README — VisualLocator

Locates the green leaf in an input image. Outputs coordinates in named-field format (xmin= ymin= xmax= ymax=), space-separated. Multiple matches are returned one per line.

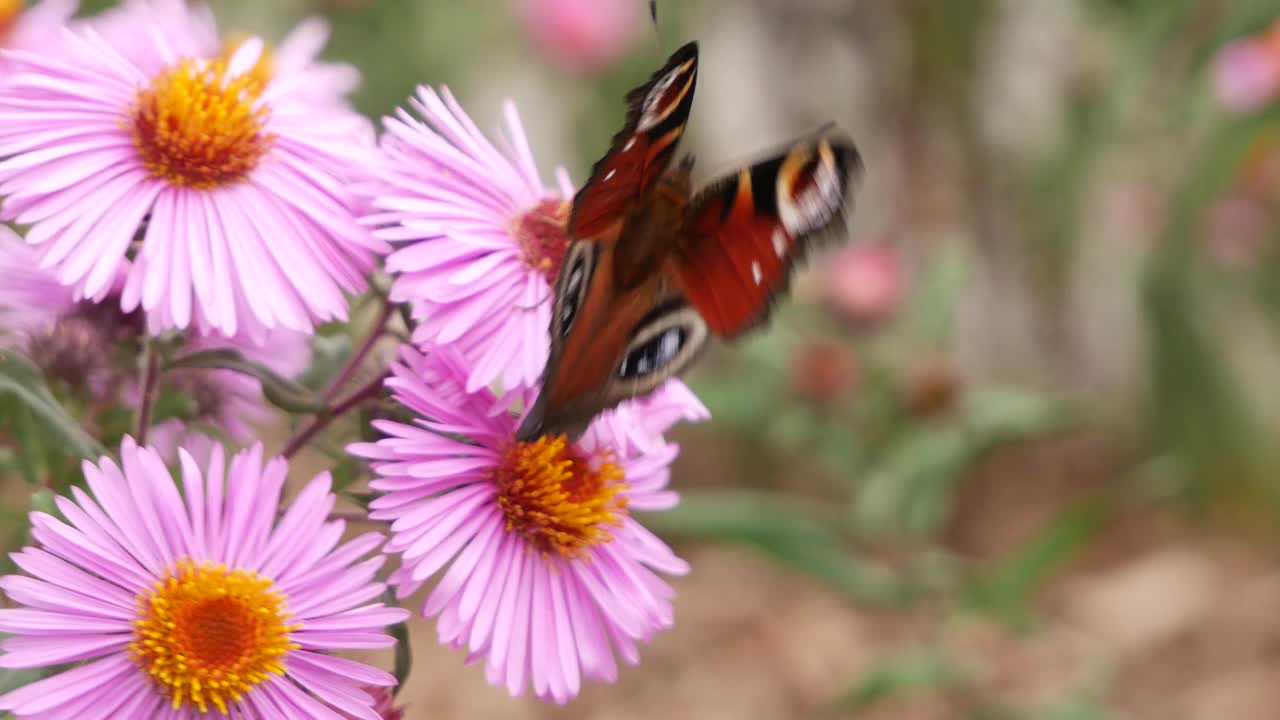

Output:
xmin=823 ymin=650 xmax=958 ymax=715
xmin=297 ymin=333 xmax=351 ymax=393
xmin=0 ymin=352 xmax=105 ymax=461
xmin=329 ymin=453 xmax=367 ymax=494
xmin=0 ymin=665 xmax=46 ymax=699
xmin=963 ymin=500 xmax=1108 ymax=628
xmin=755 ymin=538 xmax=917 ymax=606
xmin=964 ymin=386 xmax=1071 ymax=449
xmin=854 ymin=424 xmax=974 ymax=538
xmin=28 ymin=490 xmax=59 ymax=519
xmin=384 ymin=591 xmax=412 ymax=696
xmin=642 ymin=489 xmax=840 ymax=546
xmin=166 ymin=348 xmax=325 ymax=414
xmin=643 ymin=490 xmax=916 ymax=605
xmin=1 ymin=396 xmax=42 ymax=484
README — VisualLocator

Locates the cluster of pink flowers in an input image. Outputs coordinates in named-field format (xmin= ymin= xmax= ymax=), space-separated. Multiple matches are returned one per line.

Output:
xmin=0 ymin=1 xmax=708 ymax=716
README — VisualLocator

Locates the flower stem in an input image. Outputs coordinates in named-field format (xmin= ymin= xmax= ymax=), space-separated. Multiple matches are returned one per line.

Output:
xmin=282 ymin=371 xmax=388 ymax=460
xmin=136 ymin=343 xmax=161 ymax=446
xmin=324 ymin=301 xmax=394 ymax=402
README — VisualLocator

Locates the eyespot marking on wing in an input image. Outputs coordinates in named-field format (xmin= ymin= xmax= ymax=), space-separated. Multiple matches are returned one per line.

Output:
xmin=554 ymin=242 xmax=593 ymax=340
xmin=615 ymin=304 xmax=708 ymax=382
xmin=776 ymin=140 xmax=843 ymax=237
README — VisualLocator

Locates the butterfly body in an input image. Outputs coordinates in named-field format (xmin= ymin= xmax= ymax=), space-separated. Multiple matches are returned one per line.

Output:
xmin=517 ymin=41 xmax=864 ymax=442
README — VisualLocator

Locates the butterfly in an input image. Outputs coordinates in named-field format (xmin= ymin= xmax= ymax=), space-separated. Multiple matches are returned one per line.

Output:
xmin=516 ymin=41 xmax=864 ymax=442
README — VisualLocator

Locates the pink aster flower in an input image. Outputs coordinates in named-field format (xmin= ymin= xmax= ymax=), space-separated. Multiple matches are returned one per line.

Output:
xmin=0 ymin=224 xmax=77 ymax=341
xmin=348 ymin=346 xmax=708 ymax=704
xmin=0 ymin=437 xmax=410 ymax=719
xmin=0 ymin=0 xmax=387 ymax=341
xmin=363 ymin=87 xmax=575 ymax=392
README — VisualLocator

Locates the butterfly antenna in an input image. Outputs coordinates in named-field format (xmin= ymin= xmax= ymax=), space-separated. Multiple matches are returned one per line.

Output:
xmin=649 ymin=0 xmax=662 ymax=52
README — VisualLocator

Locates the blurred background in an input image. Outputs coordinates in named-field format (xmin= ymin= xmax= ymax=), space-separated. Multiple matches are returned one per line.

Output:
xmin=11 ymin=0 xmax=1280 ymax=717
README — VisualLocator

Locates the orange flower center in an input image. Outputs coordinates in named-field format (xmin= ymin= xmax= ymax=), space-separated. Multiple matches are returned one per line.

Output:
xmin=0 ymin=0 xmax=23 ymax=46
xmin=130 ymin=560 xmax=298 ymax=714
xmin=513 ymin=198 xmax=572 ymax=283
xmin=494 ymin=435 xmax=627 ymax=557
xmin=129 ymin=51 xmax=274 ymax=190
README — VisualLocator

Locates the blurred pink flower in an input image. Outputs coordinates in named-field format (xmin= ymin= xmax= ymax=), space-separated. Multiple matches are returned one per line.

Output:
xmin=0 ymin=0 xmax=75 ymax=60
xmin=518 ymin=0 xmax=640 ymax=74
xmin=0 ymin=438 xmax=409 ymax=718
xmin=0 ymin=0 xmax=385 ymax=341
xmin=822 ymin=242 xmax=905 ymax=325
xmin=1213 ymin=21 xmax=1280 ymax=113
xmin=349 ymin=346 xmax=708 ymax=703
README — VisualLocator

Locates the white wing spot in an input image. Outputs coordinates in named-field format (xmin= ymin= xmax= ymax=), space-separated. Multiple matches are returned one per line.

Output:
xmin=772 ymin=228 xmax=787 ymax=258
xmin=623 ymin=137 xmax=636 ymax=152
xmin=604 ymin=169 xmax=616 ymax=181
xmin=751 ymin=261 xmax=763 ymax=286
xmin=636 ymin=64 xmax=687 ymax=132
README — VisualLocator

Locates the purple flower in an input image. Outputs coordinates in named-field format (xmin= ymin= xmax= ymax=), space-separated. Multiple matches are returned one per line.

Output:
xmin=0 ymin=438 xmax=410 ymax=718
xmin=362 ymin=87 xmax=575 ymax=392
xmin=0 ymin=0 xmax=387 ymax=341
xmin=349 ymin=347 xmax=708 ymax=703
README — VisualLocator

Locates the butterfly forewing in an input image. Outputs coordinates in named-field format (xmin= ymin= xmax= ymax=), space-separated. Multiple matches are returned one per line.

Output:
xmin=675 ymin=135 xmax=863 ymax=338
xmin=568 ymin=41 xmax=699 ymax=241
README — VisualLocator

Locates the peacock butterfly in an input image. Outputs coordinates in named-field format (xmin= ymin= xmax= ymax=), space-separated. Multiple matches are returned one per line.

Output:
xmin=517 ymin=41 xmax=864 ymax=441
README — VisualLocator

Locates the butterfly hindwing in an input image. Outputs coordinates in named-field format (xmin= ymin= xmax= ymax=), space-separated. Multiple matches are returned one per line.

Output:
xmin=674 ymin=135 xmax=863 ymax=338
xmin=568 ymin=41 xmax=699 ymax=241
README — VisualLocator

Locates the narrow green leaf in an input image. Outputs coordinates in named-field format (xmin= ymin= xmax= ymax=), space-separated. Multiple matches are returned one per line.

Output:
xmin=384 ymin=590 xmax=413 ymax=696
xmin=963 ymin=500 xmax=1108 ymax=628
xmin=823 ymin=650 xmax=957 ymax=714
xmin=644 ymin=490 xmax=915 ymax=605
xmin=0 ymin=352 xmax=104 ymax=460
xmin=167 ymin=348 xmax=325 ymax=414
xmin=641 ymin=489 xmax=841 ymax=546
xmin=854 ymin=424 xmax=974 ymax=538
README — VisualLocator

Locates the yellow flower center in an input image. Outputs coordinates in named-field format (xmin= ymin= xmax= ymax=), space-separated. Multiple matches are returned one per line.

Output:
xmin=129 ymin=52 xmax=274 ymax=190
xmin=494 ymin=435 xmax=627 ymax=557
xmin=130 ymin=560 xmax=299 ymax=714
xmin=513 ymin=198 xmax=572 ymax=283
xmin=0 ymin=0 xmax=22 ymax=46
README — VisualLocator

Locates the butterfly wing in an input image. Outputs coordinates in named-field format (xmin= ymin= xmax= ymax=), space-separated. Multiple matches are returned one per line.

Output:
xmin=568 ymin=41 xmax=699 ymax=241
xmin=674 ymin=134 xmax=863 ymax=338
